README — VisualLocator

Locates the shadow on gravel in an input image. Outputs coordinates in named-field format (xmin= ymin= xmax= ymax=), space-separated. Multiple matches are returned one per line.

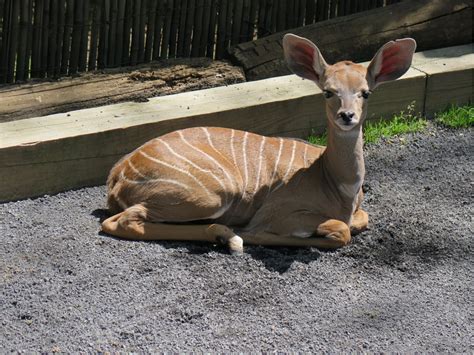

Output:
xmin=246 ymin=246 xmax=322 ymax=273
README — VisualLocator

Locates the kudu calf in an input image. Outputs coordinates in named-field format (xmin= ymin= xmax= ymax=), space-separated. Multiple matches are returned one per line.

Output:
xmin=102 ymin=34 xmax=416 ymax=254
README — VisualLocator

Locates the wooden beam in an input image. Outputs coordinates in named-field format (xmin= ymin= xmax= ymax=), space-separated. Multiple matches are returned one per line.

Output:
xmin=412 ymin=44 xmax=474 ymax=116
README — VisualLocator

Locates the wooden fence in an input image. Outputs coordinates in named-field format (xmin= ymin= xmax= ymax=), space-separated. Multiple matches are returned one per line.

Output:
xmin=0 ymin=0 xmax=401 ymax=83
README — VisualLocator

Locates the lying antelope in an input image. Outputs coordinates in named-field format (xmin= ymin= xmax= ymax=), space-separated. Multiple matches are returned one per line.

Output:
xmin=102 ymin=34 xmax=416 ymax=254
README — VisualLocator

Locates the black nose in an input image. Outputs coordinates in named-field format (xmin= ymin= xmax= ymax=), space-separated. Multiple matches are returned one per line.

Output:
xmin=338 ymin=111 xmax=355 ymax=123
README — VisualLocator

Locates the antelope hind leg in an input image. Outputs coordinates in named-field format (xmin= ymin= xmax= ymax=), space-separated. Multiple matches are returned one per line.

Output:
xmin=101 ymin=204 xmax=244 ymax=255
xmin=350 ymin=209 xmax=368 ymax=235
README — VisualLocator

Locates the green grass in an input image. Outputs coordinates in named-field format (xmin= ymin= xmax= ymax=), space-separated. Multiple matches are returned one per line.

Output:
xmin=308 ymin=103 xmax=473 ymax=146
xmin=308 ymin=102 xmax=427 ymax=146
xmin=435 ymin=104 xmax=474 ymax=128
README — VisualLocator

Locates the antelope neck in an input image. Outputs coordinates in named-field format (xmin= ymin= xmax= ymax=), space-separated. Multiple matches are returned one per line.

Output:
xmin=322 ymin=123 xmax=365 ymax=198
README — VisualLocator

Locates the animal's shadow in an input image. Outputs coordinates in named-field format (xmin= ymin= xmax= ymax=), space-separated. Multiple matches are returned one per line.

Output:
xmin=91 ymin=208 xmax=322 ymax=273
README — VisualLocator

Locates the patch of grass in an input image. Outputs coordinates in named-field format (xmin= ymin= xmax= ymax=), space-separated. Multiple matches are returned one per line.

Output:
xmin=364 ymin=102 xmax=427 ymax=144
xmin=307 ymin=102 xmax=427 ymax=146
xmin=307 ymin=130 xmax=327 ymax=146
xmin=435 ymin=104 xmax=474 ymax=128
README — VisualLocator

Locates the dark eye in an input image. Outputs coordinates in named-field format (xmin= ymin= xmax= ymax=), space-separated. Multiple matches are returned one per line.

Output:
xmin=323 ymin=90 xmax=334 ymax=99
xmin=362 ymin=90 xmax=371 ymax=99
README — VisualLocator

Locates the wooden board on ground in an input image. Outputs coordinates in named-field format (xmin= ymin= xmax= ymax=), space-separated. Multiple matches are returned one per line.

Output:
xmin=0 ymin=58 xmax=245 ymax=123
xmin=228 ymin=0 xmax=473 ymax=80
xmin=412 ymin=44 xmax=474 ymax=116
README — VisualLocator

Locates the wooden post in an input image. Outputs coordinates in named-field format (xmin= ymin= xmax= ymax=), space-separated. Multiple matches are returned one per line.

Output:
xmin=168 ymin=0 xmax=180 ymax=58
xmin=216 ymin=0 xmax=228 ymax=58
xmin=54 ymin=0 xmax=65 ymax=76
xmin=183 ymin=0 xmax=195 ymax=57
xmin=177 ymin=0 xmax=188 ymax=57
xmin=88 ymin=1 xmax=101 ymax=70
xmin=130 ymin=0 xmax=140 ymax=65
xmin=160 ymin=0 xmax=174 ymax=59
xmin=78 ymin=0 xmax=89 ymax=71
xmin=60 ymin=0 xmax=74 ymax=74
xmin=16 ymin=0 xmax=30 ymax=82
xmin=191 ymin=0 xmax=205 ymax=56
xmin=68 ymin=0 xmax=82 ymax=74
xmin=121 ymin=0 xmax=132 ymax=65
xmin=206 ymin=0 xmax=217 ymax=57
xmin=138 ymin=0 xmax=147 ymax=63
xmin=107 ymin=0 xmax=118 ymax=67
xmin=144 ymin=0 xmax=157 ymax=62
xmin=98 ymin=0 xmax=110 ymax=69
xmin=246 ymin=0 xmax=258 ymax=41
xmin=230 ymin=0 xmax=243 ymax=45
xmin=198 ymin=0 xmax=212 ymax=57
xmin=152 ymin=0 xmax=164 ymax=60
xmin=114 ymin=0 xmax=125 ymax=66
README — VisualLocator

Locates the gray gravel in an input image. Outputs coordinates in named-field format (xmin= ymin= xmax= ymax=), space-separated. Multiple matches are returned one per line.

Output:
xmin=1 ymin=124 xmax=472 ymax=352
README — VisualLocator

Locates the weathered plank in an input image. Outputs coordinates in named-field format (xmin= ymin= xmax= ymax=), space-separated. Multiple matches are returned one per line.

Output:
xmin=229 ymin=0 xmax=473 ymax=80
xmin=0 ymin=59 xmax=245 ymax=123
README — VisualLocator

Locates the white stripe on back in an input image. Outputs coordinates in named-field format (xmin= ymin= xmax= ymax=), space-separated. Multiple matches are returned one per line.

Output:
xmin=272 ymin=140 xmax=296 ymax=193
xmin=139 ymin=150 xmax=211 ymax=195
xmin=254 ymin=136 xmax=266 ymax=193
xmin=230 ymin=129 xmax=237 ymax=167
xmin=267 ymin=138 xmax=284 ymax=195
xmin=157 ymin=138 xmax=227 ymax=198
xmin=242 ymin=132 xmax=249 ymax=194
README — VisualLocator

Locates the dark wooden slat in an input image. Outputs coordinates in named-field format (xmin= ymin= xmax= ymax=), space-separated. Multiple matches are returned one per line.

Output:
xmin=7 ymin=0 xmax=19 ymax=82
xmin=60 ymin=0 xmax=74 ymax=74
xmin=98 ymin=0 xmax=110 ymax=69
xmin=224 ymin=0 xmax=233 ymax=48
xmin=78 ymin=0 xmax=89 ymax=71
xmin=246 ymin=0 xmax=258 ymax=40
xmin=129 ymin=0 xmax=140 ymax=65
xmin=329 ymin=0 xmax=337 ymax=18
xmin=88 ymin=1 xmax=100 ymax=70
xmin=216 ymin=0 xmax=228 ymax=58
xmin=121 ymin=0 xmax=132 ymax=65
xmin=206 ymin=0 xmax=217 ymax=57
xmin=199 ymin=0 xmax=212 ymax=56
xmin=256 ymin=0 xmax=266 ymax=37
xmin=297 ymin=0 xmax=306 ymax=26
xmin=160 ymin=0 xmax=174 ymax=59
xmin=183 ymin=0 xmax=195 ymax=57
xmin=107 ymin=0 xmax=118 ymax=67
xmin=262 ymin=0 xmax=272 ymax=35
xmin=0 ymin=0 xmax=12 ymax=83
xmin=230 ymin=0 xmax=243 ymax=45
xmin=54 ymin=0 xmax=65 ymax=76
xmin=191 ymin=0 xmax=205 ymax=56
xmin=168 ymin=0 xmax=180 ymax=57
xmin=144 ymin=0 xmax=157 ymax=62
xmin=239 ymin=0 xmax=250 ymax=43
xmin=16 ymin=0 xmax=30 ymax=81
xmin=138 ymin=0 xmax=147 ymax=63
xmin=114 ymin=0 xmax=126 ymax=66
xmin=305 ymin=0 xmax=315 ymax=25
xmin=46 ymin=0 xmax=57 ymax=76
xmin=286 ymin=0 xmax=294 ymax=29
xmin=68 ymin=0 xmax=82 ymax=74
xmin=177 ymin=0 xmax=188 ymax=57
xmin=152 ymin=0 xmax=164 ymax=60
xmin=38 ymin=0 xmax=50 ymax=78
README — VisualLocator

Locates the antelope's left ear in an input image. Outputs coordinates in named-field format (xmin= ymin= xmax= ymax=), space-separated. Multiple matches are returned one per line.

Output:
xmin=367 ymin=38 xmax=417 ymax=90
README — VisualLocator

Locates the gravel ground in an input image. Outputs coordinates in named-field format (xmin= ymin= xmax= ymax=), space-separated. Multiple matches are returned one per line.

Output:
xmin=1 ymin=124 xmax=472 ymax=352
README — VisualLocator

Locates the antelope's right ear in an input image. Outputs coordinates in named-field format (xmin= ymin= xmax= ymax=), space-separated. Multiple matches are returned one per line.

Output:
xmin=283 ymin=34 xmax=328 ymax=87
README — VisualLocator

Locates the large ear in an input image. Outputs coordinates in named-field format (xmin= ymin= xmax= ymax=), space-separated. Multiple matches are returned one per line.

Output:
xmin=282 ymin=34 xmax=328 ymax=87
xmin=367 ymin=38 xmax=417 ymax=89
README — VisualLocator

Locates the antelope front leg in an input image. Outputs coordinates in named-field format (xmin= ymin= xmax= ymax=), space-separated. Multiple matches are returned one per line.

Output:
xmin=241 ymin=219 xmax=351 ymax=250
xmin=351 ymin=209 xmax=368 ymax=235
